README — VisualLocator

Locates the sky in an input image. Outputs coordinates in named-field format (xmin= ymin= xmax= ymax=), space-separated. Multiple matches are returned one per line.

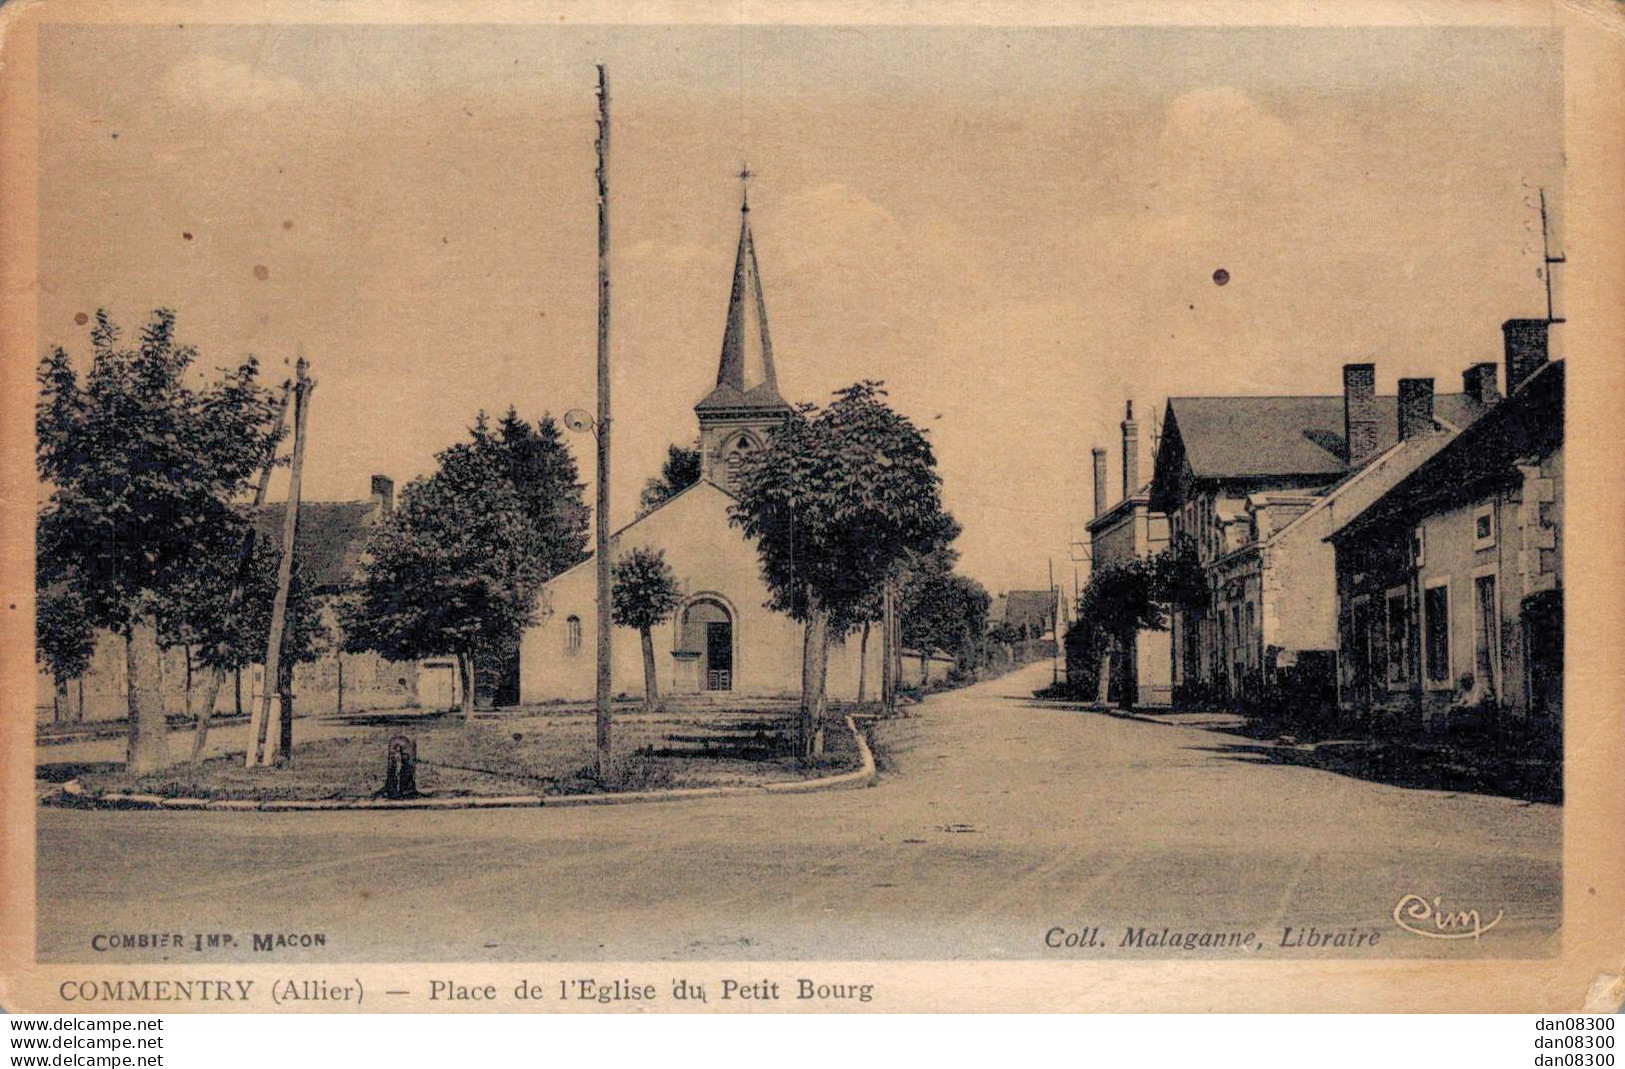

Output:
xmin=35 ymin=24 xmax=1563 ymax=597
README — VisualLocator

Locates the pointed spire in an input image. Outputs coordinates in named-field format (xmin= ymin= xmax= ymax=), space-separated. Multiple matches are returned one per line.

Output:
xmin=713 ymin=198 xmax=780 ymax=400
xmin=696 ymin=174 xmax=792 ymax=418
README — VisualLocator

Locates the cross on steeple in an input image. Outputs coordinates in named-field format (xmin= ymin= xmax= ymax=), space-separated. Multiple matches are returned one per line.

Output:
xmin=694 ymin=170 xmax=792 ymax=489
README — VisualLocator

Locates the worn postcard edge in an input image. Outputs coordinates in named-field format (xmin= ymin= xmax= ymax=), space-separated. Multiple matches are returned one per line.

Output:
xmin=0 ymin=0 xmax=1620 ymax=1014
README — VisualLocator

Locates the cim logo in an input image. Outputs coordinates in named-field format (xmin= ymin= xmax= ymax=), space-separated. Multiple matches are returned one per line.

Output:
xmin=1392 ymin=893 xmax=1505 ymax=941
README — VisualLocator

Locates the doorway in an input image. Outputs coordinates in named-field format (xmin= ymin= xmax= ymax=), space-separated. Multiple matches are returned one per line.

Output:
xmin=705 ymin=621 xmax=733 ymax=691
xmin=679 ymin=597 xmax=734 ymax=692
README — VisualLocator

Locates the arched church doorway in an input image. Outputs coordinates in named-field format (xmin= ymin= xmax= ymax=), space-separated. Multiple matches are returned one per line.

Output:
xmin=678 ymin=597 xmax=734 ymax=692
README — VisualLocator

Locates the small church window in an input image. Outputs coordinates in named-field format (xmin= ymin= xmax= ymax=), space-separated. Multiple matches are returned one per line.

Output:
xmin=725 ymin=452 xmax=743 ymax=489
xmin=565 ymin=615 xmax=582 ymax=653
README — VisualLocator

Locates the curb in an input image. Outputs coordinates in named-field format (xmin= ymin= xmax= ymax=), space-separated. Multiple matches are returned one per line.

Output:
xmin=42 ymin=716 xmax=877 ymax=813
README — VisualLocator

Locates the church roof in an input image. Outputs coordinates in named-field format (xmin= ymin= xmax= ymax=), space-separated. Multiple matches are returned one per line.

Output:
xmin=696 ymin=207 xmax=791 ymax=414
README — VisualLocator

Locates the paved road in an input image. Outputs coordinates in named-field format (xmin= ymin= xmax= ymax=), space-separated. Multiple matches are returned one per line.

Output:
xmin=36 ymin=662 xmax=1560 ymax=962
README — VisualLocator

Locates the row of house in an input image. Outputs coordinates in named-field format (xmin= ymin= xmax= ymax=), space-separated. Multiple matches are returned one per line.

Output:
xmin=1084 ymin=317 xmax=1563 ymax=734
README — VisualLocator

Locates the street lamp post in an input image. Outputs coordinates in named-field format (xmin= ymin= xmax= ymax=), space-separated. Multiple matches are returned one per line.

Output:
xmin=593 ymin=64 xmax=613 ymax=781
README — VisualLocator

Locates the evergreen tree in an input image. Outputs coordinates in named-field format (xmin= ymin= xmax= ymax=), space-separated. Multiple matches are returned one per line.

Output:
xmin=639 ymin=444 xmax=702 ymax=515
xmin=343 ymin=412 xmax=585 ymax=714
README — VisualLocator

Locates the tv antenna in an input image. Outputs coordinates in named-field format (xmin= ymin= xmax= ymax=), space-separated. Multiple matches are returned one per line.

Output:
xmin=1538 ymin=187 xmax=1565 ymax=324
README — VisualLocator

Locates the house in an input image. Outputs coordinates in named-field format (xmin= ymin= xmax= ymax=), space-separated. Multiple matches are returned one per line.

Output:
xmin=1149 ymin=360 xmax=1496 ymax=706
xmin=518 ymin=195 xmax=883 ymax=702
xmin=35 ymin=475 xmax=454 ymax=724
xmin=989 ymin=589 xmax=1060 ymax=640
xmin=1081 ymin=400 xmax=1172 ymax=705
xmin=1327 ymin=320 xmax=1562 ymax=733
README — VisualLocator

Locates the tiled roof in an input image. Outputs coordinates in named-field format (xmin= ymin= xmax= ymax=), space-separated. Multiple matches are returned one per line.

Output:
xmin=1167 ymin=393 xmax=1486 ymax=480
xmin=1001 ymin=589 xmax=1056 ymax=630
xmin=255 ymin=501 xmax=376 ymax=591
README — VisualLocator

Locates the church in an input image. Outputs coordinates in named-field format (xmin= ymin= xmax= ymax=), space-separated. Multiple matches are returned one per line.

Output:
xmin=518 ymin=193 xmax=884 ymax=703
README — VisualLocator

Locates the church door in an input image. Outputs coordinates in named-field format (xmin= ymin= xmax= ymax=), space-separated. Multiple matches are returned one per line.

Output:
xmin=706 ymin=621 xmax=733 ymax=691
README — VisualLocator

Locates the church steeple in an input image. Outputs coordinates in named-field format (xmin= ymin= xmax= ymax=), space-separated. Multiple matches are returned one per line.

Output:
xmin=695 ymin=170 xmax=794 ymax=490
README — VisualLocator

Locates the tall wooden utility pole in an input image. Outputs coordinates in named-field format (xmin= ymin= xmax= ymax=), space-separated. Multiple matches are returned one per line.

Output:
xmin=881 ymin=582 xmax=895 ymax=715
xmin=1049 ymin=557 xmax=1059 ymax=687
xmin=1539 ymin=187 xmax=1566 ymax=324
xmin=593 ymin=64 xmax=615 ymax=781
xmin=192 ymin=379 xmax=291 ymax=763
xmin=248 ymin=359 xmax=313 ymax=767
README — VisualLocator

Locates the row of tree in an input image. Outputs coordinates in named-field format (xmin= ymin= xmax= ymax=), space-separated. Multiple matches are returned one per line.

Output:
xmin=35 ymin=311 xmax=593 ymax=773
xmin=37 ymin=313 xmax=986 ymax=775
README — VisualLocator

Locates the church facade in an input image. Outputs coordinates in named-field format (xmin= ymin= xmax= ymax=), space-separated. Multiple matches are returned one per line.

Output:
xmin=518 ymin=198 xmax=884 ymax=703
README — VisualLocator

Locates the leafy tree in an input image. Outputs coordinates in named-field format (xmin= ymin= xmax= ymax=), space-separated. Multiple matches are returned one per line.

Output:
xmin=342 ymin=413 xmax=576 ymax=715
xmin=36 ymin=581 xmax=96 ymax=723
xmin=988 ymin=620 xmax=1023 ymax=651
xmin=36 ymin=310 xmax=284 ymax=772
xmin=901 ymin=571 xmax=990 ymax=684
xmin=1070 ymin=540 xmax=1200 ymax=707
xmin=1071 ymin=557 xmax=1162 ymax=706
xmin=495 ymin=409 xmax=590 ymax=578
xmin=157 ymin=532 xmax=330 ymax=756
xmin=731 ymin=382 xmax=952 ymax=759
xmin=611 ymin=547 xmax=682 ymax=710
xmin=639 ymin=444 xmax=702 ymax=515
xmin=1157 ymin=535 xmax=1208 ymax=613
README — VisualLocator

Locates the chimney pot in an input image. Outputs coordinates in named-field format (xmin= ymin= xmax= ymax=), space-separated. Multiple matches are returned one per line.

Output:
xmin=1398 ymin=378 xmax=1435 ymax=442
xmin=1091 ymin=447 xmax=1107 ymax=519
xmin=1342 ymin=363 xmax=1379 ymax=469
xmin=1463 ymin=362 xmax=1501 ymax=408
xmin=1502 ymin=318 xmax=1549 ymax=392
xmin=1120 ymin=403 xmax=1140 ymax=501
xmin=370 ymin=474 xmax=395 ymax=515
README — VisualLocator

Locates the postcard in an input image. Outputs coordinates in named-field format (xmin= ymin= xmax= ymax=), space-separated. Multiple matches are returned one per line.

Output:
xmin=2 ymin=0 xmax=1621 ymax=1014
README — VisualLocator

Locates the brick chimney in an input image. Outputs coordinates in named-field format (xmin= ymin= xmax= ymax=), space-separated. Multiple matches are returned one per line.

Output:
xmin=370 ymin=474 xmax=394 ymax=516
xmin=1398 ymin=378 xmax=1435 ymax=442
xmin=1462 ymin=362 xmax=1500 ymax=408
xmin=1121 ymin=400 xmax=1139 ymax=500
xmin=1502 ymin=318 xmax=1549 ymax=392
xmin=1343 ymin=363 xmax=1379 ymax=469
xmin=1091 ymin=447 xmax=1107 ymax=518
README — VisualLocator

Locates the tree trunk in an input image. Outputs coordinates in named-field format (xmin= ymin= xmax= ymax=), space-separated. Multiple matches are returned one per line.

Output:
xmin=920 ymin=650 xmax=930 ymax=687
xmin=891 ymin=610 xmax=904 ymax=713
xmin=1116 ymin=633 xmax=1135 ymax=710
xmin=857 ymin=621 xmax=870 ymax=704
xmin=812 ymin=616 xmax=831 ymax=756
xmin=53 ymin=681 xmax=64 ymax=724
xmin=234 ymin=668 xmax=243 ymax=717
xmin=73 ymin=677 xmax=85 ymax=724
xmin=881 ymin=586 xmax=894 ymax=716
xmin=183 ymin=645 xmax=194 ymax=717
xmin=277 ymin=659 xmax=294 ymax=764
xmin=189 ymin=666 xmax=226 ymax=763
xmin=459 ymin=649 xmax=475 ymax=718
xmin=125 ymin=617 xmax=170 ymax=774
xmin=799 ymin=600 xmax=831 ymax=762
xmin=335 ymin=650 xmax=344 ymax=715
xmin=1096 ymin=643 xmax=1113 ymax=706
xmin=639 ymin=627 xmax=658 ymax=711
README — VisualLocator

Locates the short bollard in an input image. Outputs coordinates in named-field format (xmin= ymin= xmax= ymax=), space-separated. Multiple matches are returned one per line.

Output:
xmin=381 ymin=735 xmax=418 ymax=799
